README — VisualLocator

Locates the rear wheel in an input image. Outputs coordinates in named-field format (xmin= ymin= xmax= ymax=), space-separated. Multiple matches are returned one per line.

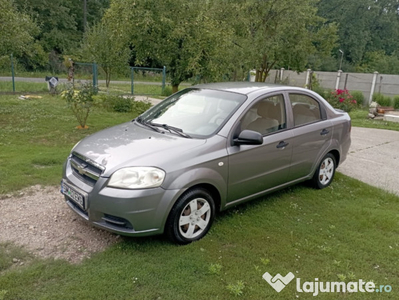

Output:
xmin=165 ymin=188 xmax=215 ymax=245
xmin=312 ymin=153 xmax=336 ymax=189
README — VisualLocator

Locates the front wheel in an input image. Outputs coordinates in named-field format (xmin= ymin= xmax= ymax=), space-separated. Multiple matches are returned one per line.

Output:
xmin=312 ymin=153 xmax=336 ymax=189
xmin=165 ymin=188 xmax=215 ymax=245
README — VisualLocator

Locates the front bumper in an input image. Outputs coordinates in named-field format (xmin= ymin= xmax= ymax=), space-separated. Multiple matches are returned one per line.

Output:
xmin=62 ymin=160 xmax=182 ymax=237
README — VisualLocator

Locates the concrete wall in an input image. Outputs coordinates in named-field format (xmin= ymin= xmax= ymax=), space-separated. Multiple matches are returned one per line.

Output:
xmin=261 ymin=69 xmax=399 ymax=105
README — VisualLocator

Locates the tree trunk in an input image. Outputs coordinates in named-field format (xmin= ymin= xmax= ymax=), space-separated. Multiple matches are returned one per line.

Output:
xmin=172 ymin=85 xmax=179 ymax=93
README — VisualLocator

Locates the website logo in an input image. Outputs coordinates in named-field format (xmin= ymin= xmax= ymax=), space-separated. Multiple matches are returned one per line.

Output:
xmin=262 ymin=271 xmax=392 ymax=296
xmin=262 ymin=272 xmax=295 ymax=292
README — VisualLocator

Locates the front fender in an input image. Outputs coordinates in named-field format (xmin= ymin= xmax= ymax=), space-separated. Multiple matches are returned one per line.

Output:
xmin=157 ymin=166 xmax=227 ymax=230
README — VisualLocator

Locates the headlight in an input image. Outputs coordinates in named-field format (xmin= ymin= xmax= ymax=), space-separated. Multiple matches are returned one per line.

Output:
xmin=108 ymin=167 xmax=165 ymax=189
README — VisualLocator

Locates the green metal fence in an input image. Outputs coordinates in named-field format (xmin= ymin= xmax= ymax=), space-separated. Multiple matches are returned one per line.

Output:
xmin=130 ymin=66 xmax=166 ymax=95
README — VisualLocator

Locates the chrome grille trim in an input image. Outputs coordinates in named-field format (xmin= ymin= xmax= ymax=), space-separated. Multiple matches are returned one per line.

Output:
xmin=70 ymin=152 xmax=104 ymax=185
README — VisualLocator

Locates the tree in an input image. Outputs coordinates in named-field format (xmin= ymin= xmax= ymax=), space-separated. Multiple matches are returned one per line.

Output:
xmin=0 ymin=0 xmax=47 ymax=68
xmin=104 ymin=0 xmax=234 ymax=92
xmin=317 ymin=0 xmax=399 ymax=68
xmin=229 ymin=0 xmax=338 ymax=82
xmin=81 ymin=22 xmax=130 ymax=88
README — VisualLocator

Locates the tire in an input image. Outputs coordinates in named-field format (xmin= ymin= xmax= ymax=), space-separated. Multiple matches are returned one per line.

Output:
xmin=165 ymin=188 xmax=215 ymax=245
xmin=311 ymin=153 xmax=336 ymax=189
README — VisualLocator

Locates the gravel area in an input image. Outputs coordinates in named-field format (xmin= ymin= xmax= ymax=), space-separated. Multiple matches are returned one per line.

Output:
xmin=0 ymin=185 xmax=120 ymax=263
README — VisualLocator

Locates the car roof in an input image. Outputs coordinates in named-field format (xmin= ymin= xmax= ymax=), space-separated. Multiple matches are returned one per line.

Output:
xmin=192 ymin=82 xmax=305 ymax=95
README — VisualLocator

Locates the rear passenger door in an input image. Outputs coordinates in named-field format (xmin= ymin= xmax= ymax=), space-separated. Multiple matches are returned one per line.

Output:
xmin=287 ymin=93 xmax=333 ymax=181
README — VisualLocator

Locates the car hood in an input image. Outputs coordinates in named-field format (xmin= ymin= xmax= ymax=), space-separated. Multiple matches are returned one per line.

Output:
xmin=72 ymin=121 xmax=207 ymax=177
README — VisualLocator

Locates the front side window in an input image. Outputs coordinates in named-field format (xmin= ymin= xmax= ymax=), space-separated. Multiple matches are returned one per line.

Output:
xmin=139 ymin=88 xmax=246 ymax=138
xmin=241 ymin=94 xmax=286 ymax=135
xmin=289 ymin=94 xmax=321 ymax=126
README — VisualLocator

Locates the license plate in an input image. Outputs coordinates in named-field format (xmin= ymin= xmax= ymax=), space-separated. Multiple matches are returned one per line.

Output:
xmin=61 ymin=180 xmax=86 ymax=210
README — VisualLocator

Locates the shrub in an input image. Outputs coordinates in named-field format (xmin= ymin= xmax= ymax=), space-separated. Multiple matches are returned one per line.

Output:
xmin=393 ymin=96 xmax=399 ymax=110
xmin=326 ymin=89 xmax=358 ymax=112
xmin=311 ymin=85 xmax=327 ymax=98
xmin=350 ymin=91 xmax=365 ymax=107
xmin=60 ymin=82 xmax=95 ymax=128
xmin=373 ymin=93 xmax=392 ymax=107
xmin=94 ymin=93 xmax=151 ymax=113
xmin=161 ymin=86 xmax=173 ymax=97
xmin=131 ymin=100 xmax=152 ymax=114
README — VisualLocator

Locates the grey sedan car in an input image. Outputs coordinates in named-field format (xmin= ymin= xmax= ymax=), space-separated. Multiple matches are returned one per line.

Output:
xmin=61 ymin=82 xmax=351 ymax=244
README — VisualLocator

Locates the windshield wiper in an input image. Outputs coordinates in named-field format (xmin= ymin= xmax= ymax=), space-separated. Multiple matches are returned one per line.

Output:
xmin=135 ymin=117 xmax=162 ymax=133
xmin=150 ymin=122 xmax=192 ymax=138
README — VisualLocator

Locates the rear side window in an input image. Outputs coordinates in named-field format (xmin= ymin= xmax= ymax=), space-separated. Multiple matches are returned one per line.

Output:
xmin=289 ymin=94 xmax=321 ymax=126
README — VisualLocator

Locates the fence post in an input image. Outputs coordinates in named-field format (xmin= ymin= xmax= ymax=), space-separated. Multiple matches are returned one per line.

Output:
xmin=134 ymin=67 xmax=137 ymax=94
xmin=369 ymin=71 xmax=379 ymax=105
xmin=335 ymin=70 xmax=342 ymax=90
xmin=162 ymin=66 xmax=166 ymax=94
xmin=280 ymin=68 xmax=285 ymax=82
xmin=344 ymin=74 xmax=349 ymax=90
xmin=305 ymin=69 xmax=311 ymax=89
xmin=92 ymin=63 xmax=98 ymax=91
xmin=11 ymin=54 xmax=15 ymax=93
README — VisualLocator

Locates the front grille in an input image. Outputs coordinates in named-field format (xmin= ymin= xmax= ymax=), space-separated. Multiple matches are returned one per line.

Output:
xmin=70 ymin=152 xmax=104 ymax=186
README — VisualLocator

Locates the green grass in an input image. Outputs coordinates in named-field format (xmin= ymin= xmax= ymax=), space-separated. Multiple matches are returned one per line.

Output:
xmin=349 ymin=109 xmax=399 ymax=131
xmin=98 ymin=82 xmax=165 ymax=95
xmin=0 ymin=81 xmax=48 ymax=93
xmin=0 ymin=174 xmax=398 ymax=299
xmin=0 ymin=94 xmax=136 ymax=194
xmin=1 ymin=94 xmax=399 ymax=299
xmin=0 ymin=80 xmax=168 ymax=96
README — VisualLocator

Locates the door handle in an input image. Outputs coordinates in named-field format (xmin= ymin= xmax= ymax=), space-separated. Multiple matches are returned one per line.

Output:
xmin=276 ymin=141 xmax=289 ymax=149
xmin=320 ymin=129 xmax=329 ymax=136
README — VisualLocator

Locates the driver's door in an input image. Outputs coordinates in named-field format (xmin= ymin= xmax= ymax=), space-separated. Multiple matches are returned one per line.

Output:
xmin=226 ymin=94 xmax=294 ymax=204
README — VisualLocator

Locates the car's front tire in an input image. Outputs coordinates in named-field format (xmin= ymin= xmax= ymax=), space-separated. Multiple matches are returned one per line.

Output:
xmin=165 ymin=188 xmax=215 ymax=245
xmin=312 ymin=153 xmax=336 ymax=189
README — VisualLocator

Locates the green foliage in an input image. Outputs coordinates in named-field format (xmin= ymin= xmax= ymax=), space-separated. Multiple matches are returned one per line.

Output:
xmin=326 ymin=89 xmax=358 ymax=112
xmin=233 ymin=0 xmax=338 ymax=81
xmin=81 ymin=22 xmax=130 ymax=87
xmin=394 ymin=96 xmax=399 ymax=110
xmin=372 ymin=93 xmax=392 ymax=107
xmin=208 ymin=263 xmax=222 ymax=275
xmin=161 ymin=86 xmax=173 ymax=97
xmin=226 ymin=281 xmax=245 ymax=297
xmin=0 ymin=0 xmax=46 ymax=69
xmin=60 ymin=82 xmax=96 ymax=128
xmin=317 ymin=0 xmax=399 ymax=70
xmin=350 ymin=91 xmax=365 ymax=107
xmin=94 ymin=94 xmax=151 ymax=113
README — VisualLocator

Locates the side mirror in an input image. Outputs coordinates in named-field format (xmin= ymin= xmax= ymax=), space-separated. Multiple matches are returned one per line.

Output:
xmin=233 ymin=130 xmax=263 ymax=145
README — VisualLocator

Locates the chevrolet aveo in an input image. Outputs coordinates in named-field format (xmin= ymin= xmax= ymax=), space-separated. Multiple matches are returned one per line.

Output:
xmin=61 ymin=82 xmax=351 ymax=244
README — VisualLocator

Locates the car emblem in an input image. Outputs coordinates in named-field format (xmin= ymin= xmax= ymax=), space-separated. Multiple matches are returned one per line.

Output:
xmin=76 ymin=163 xmax=87 ymax=175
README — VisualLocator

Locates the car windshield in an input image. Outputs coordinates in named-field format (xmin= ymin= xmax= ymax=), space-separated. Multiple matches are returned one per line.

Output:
xmin=138 ymin=88 xmax=246 ymax=138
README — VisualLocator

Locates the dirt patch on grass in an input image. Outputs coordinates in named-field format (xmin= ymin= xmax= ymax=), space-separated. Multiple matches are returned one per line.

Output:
xmin=0 ymin=185 xmax=120 ymax=263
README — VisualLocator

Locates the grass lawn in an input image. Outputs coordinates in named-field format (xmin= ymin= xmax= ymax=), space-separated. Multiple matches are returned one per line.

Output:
xmin=0 ymin=174 xmax=398 ymax=299
xmin=0 ymin=80 xmax=168 ymax=96
xmin=349 ymin=109 xmax=399 ymax=131
xmin=0 ymin=94 xmax=398 ymax=299
xmin=0 ymin=94 xmax=135 ymax=194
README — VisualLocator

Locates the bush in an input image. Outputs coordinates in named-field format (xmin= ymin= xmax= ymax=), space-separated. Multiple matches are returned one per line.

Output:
xmin=94 ymin=93 xmax=151 ymax=113
xmin=373 ymin=93 xmax=392 ymax=107
xmin=161 ymin=86 xmax=173 ymax=97
xmin=325 ymin=89 xmax=358 ymax=112
xmin=60 ymin=82 xmax=95 ymax=128
xmin=350 ymin=91 xmax=365 ymax=107
xmin=311 ymin=85 xmax=327 ymax=98
xmin=394 ymin=96 xmax=399 ymax=110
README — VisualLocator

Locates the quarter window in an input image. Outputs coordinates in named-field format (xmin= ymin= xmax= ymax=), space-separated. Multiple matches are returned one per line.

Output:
xmin=289 ymin=94 xmax=321 ymax=126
